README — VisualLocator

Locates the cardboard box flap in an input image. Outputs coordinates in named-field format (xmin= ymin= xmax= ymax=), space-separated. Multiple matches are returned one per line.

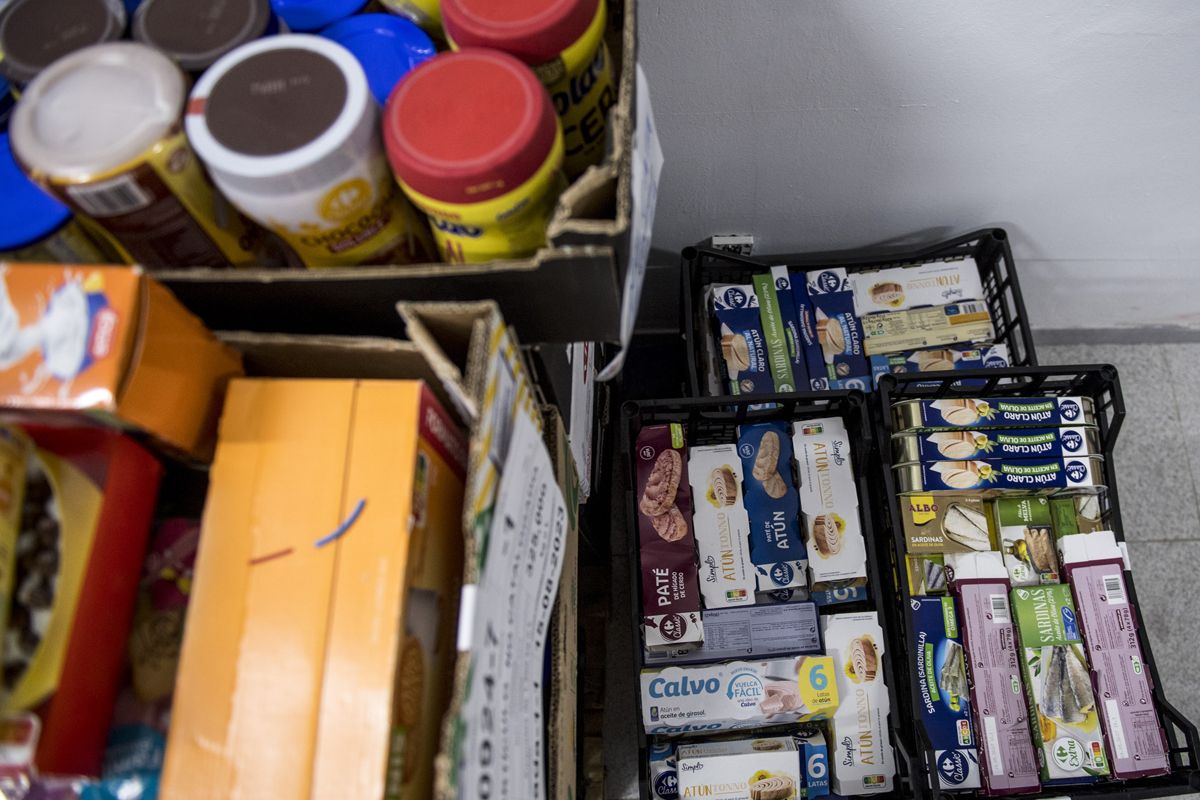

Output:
xmin=218 ymin=331 xmax=457 ymax=421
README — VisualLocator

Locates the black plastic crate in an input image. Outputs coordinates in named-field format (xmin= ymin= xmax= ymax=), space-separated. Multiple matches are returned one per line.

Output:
xmin=621 ymin=391 xmax=918 ymax=799
xmin=873 ymin=365 xmax=1200 ymax=800
xmin=682 ymin=227 xmax=1037 ymax=399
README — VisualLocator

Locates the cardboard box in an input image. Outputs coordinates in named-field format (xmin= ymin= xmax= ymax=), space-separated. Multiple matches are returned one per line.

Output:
xmin=799 ymin=268 xmax=870 ymax=390
xmin=162 ymin=379 xmax=467 ymax=800
xmin=711 ymin=284 xmax=774 ymax=396
xmin=795 ymin=726 xmax=830 ymax=798
xmin=677 ymin=736 xmax=802 ymax=800
xmin=640 ymin=656 xmax=838 ymax=735
xmin=943 ymin=551 xmax=1040 ymax=796
xmin=850 ymin=258 xmax=986 ymax=316
xmin=1060 ymin=532 xmax=1170 ymax=779
xmin=688 ymin=443 xmax=755 ymax=609
xmin=1010 ymin=584 xmax=1110 ymax=784
xmin=3 ymin=426 xmax=161 ymax=776
xmin=995 ymin=497 xmax=1061 ymax=586
xmin=901 ymin=493 xmax=994 ymax=553
xmin=908 ymin=596 xmax=981 ymax=791
xmin=870 ymin=343 xmax=1010 ymax=387
xmin=821 ymin=611 xmax=895 ymax=794
xmin=0 ymin=265 xmax=242 ymax=459
xmin=155 ymin=0 xmax=639 ymax=346
xmin=861 ymin=302 xmax=995 ymax=356
xmin=793 ymin=416 xmax=866 ymax=598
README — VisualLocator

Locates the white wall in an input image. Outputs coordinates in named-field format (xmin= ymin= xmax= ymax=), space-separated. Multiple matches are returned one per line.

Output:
xmin=640 ymin=1 xmax=1200 ymax=330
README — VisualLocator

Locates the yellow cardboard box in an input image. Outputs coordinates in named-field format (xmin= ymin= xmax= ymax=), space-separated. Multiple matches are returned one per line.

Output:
xmin=162 ymin=378 xmax=466 ymax=799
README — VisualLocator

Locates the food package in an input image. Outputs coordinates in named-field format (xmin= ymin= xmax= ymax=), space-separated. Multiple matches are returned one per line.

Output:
xmin=861 ymin=302 xmax=995 ymax=356
xmin=163 ymin=380 xmax=467 ymax=800
xmin=821 ymin=611 xmax=895 ymax=794
xmin=0 ymin=265 xmax=242 ymax=459
xmin=870 ymin=343 xmax=1010 ymax=387
xmin=642 ymin=602 xmax=820 ymax=667
xmin=1060 ymin=532 xmax=1170 ymax=779
xmin=893 ymin=456 xmax=1104 ymax=493
xmin=794 ymin=725 xmax=829 ymax=798
xmin=768 ymin=266 xmax=810 ymax=391
xmin=737 ymin=423 xmax=806 ymax=591
xmin=994 ymin=497 xmax=1061 ymax=586
xmin=2 ymin=425 xmax=161 ymax=776
xmin=677 ymin=736 xmax=802 ymax=800
xmin=640 ymin=656 xmax=838 ymax=735
xmin=891 ymin=396 xmax=1095 ymax=431
xmin=908 ymin=596 xmax=981 ymax=791
xmin=901 ymin=493 xmax=994 ymax=553
xmin=907 ymin=553 xmax=948 ymax=596
xmin=688 ymin=444 xmax=755 ymax=608
xmin=636 ymin=423 xmax=703 ymax=648
xmin=797 ymin=269 xmax=870 ymax=391
xmin=648 ymin=741 xmax=678 ymax=800
xmin=1010 ymin=584 xmax=1110 ymax=783
xmin=710 ymin=284 xmax=774 ymax=396
xmin=892 ymin=425 xmax=1098 ymax=462
xmin=850 ymin=258 xmax=985 ymax=316
xmin=751 ymin=272 xmax=798 ymax=393
xmin=128 ymin=519 xmax=199 ymax=704
xmin=793 ymin=416 xmax=866 ymax=599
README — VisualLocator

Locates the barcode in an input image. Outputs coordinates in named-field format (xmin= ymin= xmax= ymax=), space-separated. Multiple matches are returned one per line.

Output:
xmin=1103 ymin=574 xmax=1126 ymax=604
xmin=67 ymin=175 xmax=152 ymax=217
xmin=989 ymin=594 xmax=1009 ymax=623
xmin=953 ymin=302 xmax=987 ymax=316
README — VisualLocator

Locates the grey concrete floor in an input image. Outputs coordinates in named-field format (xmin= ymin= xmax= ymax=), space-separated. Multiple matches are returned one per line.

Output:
xmin=603 ymin=339 xmax=1200 ymax=799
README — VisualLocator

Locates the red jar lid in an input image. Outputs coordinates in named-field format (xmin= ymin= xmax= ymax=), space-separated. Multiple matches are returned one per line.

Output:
xmin=441 ymin=0 xmax=598 ymax=66
xmin=384 ymin=49 xmax=558 ymax=205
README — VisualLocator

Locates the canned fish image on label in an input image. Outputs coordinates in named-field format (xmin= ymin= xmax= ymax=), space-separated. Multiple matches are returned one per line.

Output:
xmin=892 ymin=396 xmax=1096 ymax=431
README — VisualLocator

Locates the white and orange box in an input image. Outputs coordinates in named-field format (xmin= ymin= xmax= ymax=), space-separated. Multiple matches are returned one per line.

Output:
xmin=162 ymin=379 xmax=467 ymax=800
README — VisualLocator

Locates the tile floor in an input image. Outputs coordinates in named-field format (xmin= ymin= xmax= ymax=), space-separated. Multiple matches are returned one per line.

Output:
xmin=603 ymin=339 xmax=1200 ymax=799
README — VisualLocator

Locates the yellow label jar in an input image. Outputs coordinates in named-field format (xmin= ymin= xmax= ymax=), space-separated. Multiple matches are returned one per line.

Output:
xmin=385 ymin=50 xmax=565 ymax=264
xmin=187 ymin=35 xmax=435 ymax=268
xmin=442 ymin=0 xmax=615 ymax=179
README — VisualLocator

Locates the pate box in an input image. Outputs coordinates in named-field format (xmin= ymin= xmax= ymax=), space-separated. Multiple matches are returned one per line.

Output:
xmin=0 ymin=266 xmax=242 ymax=460
xmin=688 ymin=444 xmax=755 ymax=608
xmin=163 ymin=380 xmax=467 ymax=800
xmin=1060 ymin=532 xmax=1170 ymax=779
xmin=995 ymin=497 xmax=1061 ymax=586
xmin=792 ymin=416 xmax=866 ymax=596
xmin=850 ymin=258 xmax=985 ymax=316
xmin=677 ymin=736 xmax=801 ymax=800
xmin=821 ymin=611 xmax=895 ymax=795
xmin=738 ymin=423 xmax=806 ymax=591
xmin=635 ymin=423 xmax=703 ymax=648
xmin=1010 ymin=584 xmax=1110 ymax=784
xmin=901 ymin=493 xmax=994 ymax=554
xmin=944 ymin=551 xmax=1040 ymax=796
xmin=640 ymin=656 xmax=838 ymax=736
xmin=711 ymin=284 xmax=774 ymax=396
xmin=908 ymin=596 xmax=981 ymax=791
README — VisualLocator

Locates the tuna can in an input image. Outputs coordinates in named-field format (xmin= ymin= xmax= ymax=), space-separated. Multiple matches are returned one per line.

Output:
xmin=133 ymin=0 xmax=282 ymax=75
xmin=10 ymin=43 xmax=268 ymax=269
xmin=891 ymin=396 xmax=1097 ymax=433
xmin=0 ymin=133 xmax=113 ymax=263
xmin=187 ymin=35 xmax=435 ymax=268
xmin=269 ymin=0 xmax=366 ymax=32
xmin=384 ymin=49 xmax=565 ymax=264
xmin=892 ymin=426 xmax=1101 ymax=464
xmin=892 ymin=456 xmax=1106 ymax=495
xmin=442 ymin=0 xmax=615 ymax=178
xmin=0 ymin=0 xmax=126 ymax=86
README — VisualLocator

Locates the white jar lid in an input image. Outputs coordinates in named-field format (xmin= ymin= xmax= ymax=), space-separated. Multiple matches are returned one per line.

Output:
xmin=10 ymin=42 xmax=186 ymax=183
xmin=187 ymin=34 xmax=372 ymax=193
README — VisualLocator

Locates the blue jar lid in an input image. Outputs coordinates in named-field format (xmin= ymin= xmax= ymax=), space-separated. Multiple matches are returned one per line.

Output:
xmin=320 ymin=13 xmax=435 ymax=105
xmin=270 ymin=0 xmax=366 ymax=32
xmin=0 ymin=132 xmax=71 ymax=251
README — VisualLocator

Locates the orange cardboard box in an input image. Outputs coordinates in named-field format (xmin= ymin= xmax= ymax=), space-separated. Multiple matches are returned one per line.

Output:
xmin=0 ymin=265 xmax=242 ymax=460
xmin=162 ymin=378 xmax=467 ymax=800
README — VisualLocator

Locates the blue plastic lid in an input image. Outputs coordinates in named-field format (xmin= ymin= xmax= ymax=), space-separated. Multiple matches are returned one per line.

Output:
xmin=270 ymin=0 xmax=366 ymax=32
xmin=320 ymin=13 xmax=435 ymax=105
xmin=0 ymin=132 xmax=71 ymax=251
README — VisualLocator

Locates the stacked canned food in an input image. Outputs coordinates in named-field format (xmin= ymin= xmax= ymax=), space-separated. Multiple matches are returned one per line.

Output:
xmin=627 ymin=395 xmax=903 ymax=800
xmin=878 ymin=369 xmax=1197 ymax=797
xmin=0 ymin=0 xmax=618 ymax=268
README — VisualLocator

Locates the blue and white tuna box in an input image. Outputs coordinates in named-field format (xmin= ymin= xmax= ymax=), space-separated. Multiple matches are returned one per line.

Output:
xmin=795 ymin=726 xmax=830 ymax=798
xmin=796 ymin=268 xmax=871 ymax=391
xmin=710 ymin=284 xmax=775 ymax=396
xmin=908 ymin=596 xmax=981 ymax=790
xmin=869 ymin=343 xmax=1010 ymax=386
xmin=738 ymin=422 xmax=807 ymax=591
xmin=639 ymin=656 xmax=839 ymax=735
